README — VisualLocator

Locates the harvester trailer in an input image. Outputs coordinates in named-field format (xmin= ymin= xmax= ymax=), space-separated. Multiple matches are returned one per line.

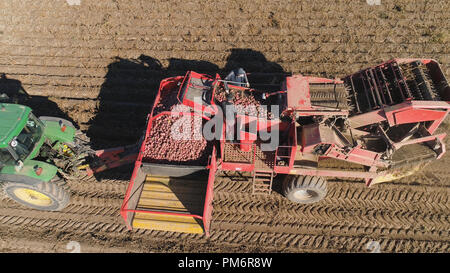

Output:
xmin=0 ymin=58 xmax=449 ymax=236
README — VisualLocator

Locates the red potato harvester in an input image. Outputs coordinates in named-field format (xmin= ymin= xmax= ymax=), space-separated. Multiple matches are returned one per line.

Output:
xmin=88 ymin=59 xmax=450 ymax=236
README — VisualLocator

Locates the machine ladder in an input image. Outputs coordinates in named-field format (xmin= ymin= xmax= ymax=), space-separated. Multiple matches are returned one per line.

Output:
xmin=252 ymin=170 xmax=274 ymax=195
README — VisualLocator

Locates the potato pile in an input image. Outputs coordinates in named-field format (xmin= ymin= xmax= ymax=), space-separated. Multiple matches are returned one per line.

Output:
xmin=215 ymin=86 xmax=274 ymax=119
xmin=142 ymin=114 xmax=211 ymax=165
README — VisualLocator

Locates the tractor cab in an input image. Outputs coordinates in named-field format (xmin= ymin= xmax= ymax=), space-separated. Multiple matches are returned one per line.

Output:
xmin=0 ymin=102 xmax=80 ymax=173
xmin=0 ymin=103 xmax=43 ymax=166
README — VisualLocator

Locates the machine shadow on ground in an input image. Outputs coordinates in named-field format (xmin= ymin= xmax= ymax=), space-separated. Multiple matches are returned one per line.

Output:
xmin=0 ymin=73 xmax=77 ymax=126
xmin=79 ymin=49 xmax=288 ymax=186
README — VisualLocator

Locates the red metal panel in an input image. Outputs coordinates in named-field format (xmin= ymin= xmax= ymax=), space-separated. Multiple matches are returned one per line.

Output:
xmin=345 ymin=148 xmax=384 ymax=167
xmin=274 ymin=165 xmax=290 ymax=173
xmin=221 ymin=162 xmax=255 ymax=172
xmin=289 ymin=124 xmax=297 ymax=169
xmin=379 ymin=100 xmax=450 ymax=127
xmin=392 ymin=108 xmax=447 ymax=125
xmin=178 ymin=71 xmax=192 ymax=104
xmin=302 ymin=124 xmax=340 ymax=153
xmin=89 ymin=145 xmax=138 ymax=175
xmin=203 ymin=147 xmax=217 ymax=237
xmin=326 ymin=146 xmax=386 ymax=168
xmin=236 ymin=114 xmax=289 ymax=132
xmin=120 ymin=159 xmax=142 ymax=230
xmin=176 ymin=71 xmax=191 ymax=104
xmin=180 ymin=72 xmax=219 ymax=116
xmin=286 ymin=75 xmax=311 ymax=109
xmin=301 ymin=124 xmax=320 ymax=153
xmin=150 ymin=76 xmax=185 ymax=117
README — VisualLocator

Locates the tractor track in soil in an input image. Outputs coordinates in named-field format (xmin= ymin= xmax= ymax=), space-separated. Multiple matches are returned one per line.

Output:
xmin=0 ymin=0 xmax=449 ymax=252
xmin=212 ymin=198 xmax=449 ymax=240
xmin=2 ymin=173 xmax=447 ymax=253
xmin=0 ymin=144 xmax=448 ymax=253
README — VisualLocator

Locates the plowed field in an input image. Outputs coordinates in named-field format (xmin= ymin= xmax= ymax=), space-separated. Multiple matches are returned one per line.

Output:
xmin=0 ymin=0 xmax=448 ymax=253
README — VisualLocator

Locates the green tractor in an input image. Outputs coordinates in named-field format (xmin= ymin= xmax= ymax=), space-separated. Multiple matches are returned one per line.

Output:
xmin=0 ymin=101 xmax=93 ymax=211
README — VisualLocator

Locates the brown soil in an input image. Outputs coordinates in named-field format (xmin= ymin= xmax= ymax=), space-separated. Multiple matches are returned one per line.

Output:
xmin=0 ymin=0 xmax=449 ymax=253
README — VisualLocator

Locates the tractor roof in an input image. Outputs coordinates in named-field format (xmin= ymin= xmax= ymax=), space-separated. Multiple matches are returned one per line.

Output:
xmin=0 ymin=103 xmax=31 ymax=148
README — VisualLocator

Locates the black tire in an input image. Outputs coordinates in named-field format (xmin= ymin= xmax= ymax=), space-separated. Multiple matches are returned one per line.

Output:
xmin=282 ymin=175 xmax=327 ymax=204
xmin=2 ymin=178 xmax=70 ymax=211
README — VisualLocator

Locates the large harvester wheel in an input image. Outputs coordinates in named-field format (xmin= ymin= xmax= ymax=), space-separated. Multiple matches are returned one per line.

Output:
xmin=282 ymin=175 xmax=327 ymax=204
xmin=2 ymin=177 xmax=70 ymax=211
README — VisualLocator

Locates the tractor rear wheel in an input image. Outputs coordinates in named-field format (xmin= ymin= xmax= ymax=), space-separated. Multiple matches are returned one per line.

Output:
xmin=2 ymin=178 xmax=70 ymax=211
xmin=282 ymin=175 xmax=327 ymax=204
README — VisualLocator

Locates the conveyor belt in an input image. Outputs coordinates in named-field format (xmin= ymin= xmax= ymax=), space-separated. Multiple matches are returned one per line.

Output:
xmin=309 ymin=83 xmax=350 ymax=110
xmin=132 ymin=175 xmax=206 ymax=233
